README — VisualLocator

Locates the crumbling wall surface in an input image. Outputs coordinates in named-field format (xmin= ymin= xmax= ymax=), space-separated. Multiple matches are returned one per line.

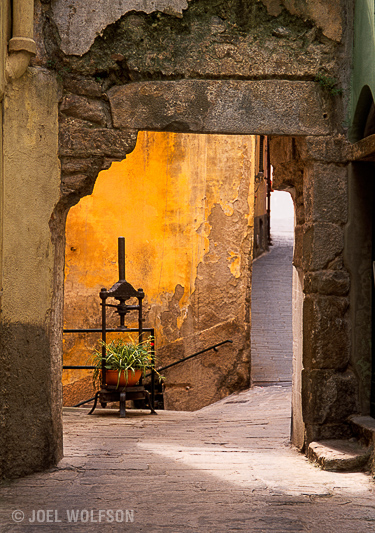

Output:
xmin=51 ymin=0 xmax=343 ymax=58
xmin=63 ymin=132 xmax=255 ymax=410
xmin=270 ymin=135 xmax=355 ymax=448
xmin=261 ymin=0 xmax=343 ymax=42
xmin=48 ymin=0 xmax=340 ymax=79
xmin=0 ymin=68 xmax=62 ymax=478
xmin=29 ymin=0 xmax=348 ymax=209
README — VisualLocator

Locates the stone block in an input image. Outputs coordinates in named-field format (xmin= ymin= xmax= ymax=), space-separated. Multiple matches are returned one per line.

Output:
xmin=305 ymin=422 xmax=353 ymax=444
xmin=59 ymin=118 xmax=137 ymax=158
xmin=308 ymin=439 xmax=371 ymax=472
xmin=282 ymin=0 xmax=343 ymax=42
xmin=303 ymin=222 xmax=344 ymax=271
xmin=293 ymin=224 xmax=304 ymax=269
xmin=62 ymin=75 xmax=103 ymax=97
xmin=301 ymin=135 xmax=349 ymax=163
xmin=304 ymin=163 xmax=348 ymax=224
xmin=348 ymin=133 xmax=375 ymax=162
xmin=61 ymin=174 xmax=91 ymax=194
xmin=302 ymin=369 xmax=358 ymax=425
xmin=60 ymin=157 xmax=92 ymax=174
xmin=108 ymin=80 xmax=332 ymax=136
xmin=60 ymin=94 xmax=109 ymax=126
xmin=303 ymin=270 xmax=350 ymax=296
xmin=303 ymin=295 xmax=349 ymax=370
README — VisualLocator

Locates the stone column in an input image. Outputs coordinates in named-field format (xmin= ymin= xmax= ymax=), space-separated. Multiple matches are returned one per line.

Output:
xmin=270 ymin=135 xmax=355 ymax=448
xmin=299 ymin=137 xmax=356 ymax=446
xmin=1 ymin=68 xmax=62 ymax=478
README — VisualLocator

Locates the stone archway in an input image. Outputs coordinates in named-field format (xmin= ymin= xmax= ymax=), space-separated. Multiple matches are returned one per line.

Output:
xmin=53 ymin=77 xmax=353 ymax=451
xmin=1 ymin=0 xmax=359 ymax=480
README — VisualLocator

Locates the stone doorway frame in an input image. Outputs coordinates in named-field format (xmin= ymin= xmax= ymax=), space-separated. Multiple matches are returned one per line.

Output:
xmin=56 ymin=78 xmax=355 ymax=452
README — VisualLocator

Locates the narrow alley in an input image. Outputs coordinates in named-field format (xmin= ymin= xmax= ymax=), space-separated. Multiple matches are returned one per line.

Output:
xmin=251 ymin=191 xmax=294 ymax=387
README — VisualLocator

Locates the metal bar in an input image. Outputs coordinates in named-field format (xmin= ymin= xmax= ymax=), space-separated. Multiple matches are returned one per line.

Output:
xmin=118 ymin=236 xmax=125 ymax=281
xmin=138 ymin=290 xmax=143 ymax=344
xmin=101 ymin=289 xmax=107 ymax=388
xmin=150 ymin=328 xmax=155 ymax=408
xmin=73 ymin=396 xmax=96 ymax=407
xmin=63 ymin=327 xmax=154 ymax=333
xmin=145 ymin=339 xmax=233 ymax=377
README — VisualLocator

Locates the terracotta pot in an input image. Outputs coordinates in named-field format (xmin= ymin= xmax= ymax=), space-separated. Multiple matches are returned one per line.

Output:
xmin=105 ymin=369 xmax=142 ymax=387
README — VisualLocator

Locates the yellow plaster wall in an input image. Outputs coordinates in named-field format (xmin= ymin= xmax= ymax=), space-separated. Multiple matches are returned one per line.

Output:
xmin=1 ymin=66 xmax=62 ymax=476
xmin=64 ymin=131 xmax=256 ymax=408
xmin=3 ymin=70 xmax=60 ymax=323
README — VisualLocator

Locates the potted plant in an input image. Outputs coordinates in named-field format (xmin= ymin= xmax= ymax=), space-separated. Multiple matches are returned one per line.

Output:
xmin=91 ymin=338 xmax=157 ymax=389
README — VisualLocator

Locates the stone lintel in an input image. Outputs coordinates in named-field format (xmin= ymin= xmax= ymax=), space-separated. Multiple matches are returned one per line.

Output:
xmin=348 ymin=134 xmax=375 ymax=162
xmin=108 ymin=80 xmax=332 ymax=136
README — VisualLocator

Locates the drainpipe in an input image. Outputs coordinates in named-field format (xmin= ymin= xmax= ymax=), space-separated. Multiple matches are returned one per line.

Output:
xmin=6 ymin=0 xmax=36 ymax=80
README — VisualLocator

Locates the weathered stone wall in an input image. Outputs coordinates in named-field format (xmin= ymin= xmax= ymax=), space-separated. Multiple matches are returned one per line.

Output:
xmin=30 ymin=0 xmax=347 ymax=213
xmin=270 ymin=135 xmax=355 ymax=446
xmin=63 ymin=131 xmax=256 ymax=410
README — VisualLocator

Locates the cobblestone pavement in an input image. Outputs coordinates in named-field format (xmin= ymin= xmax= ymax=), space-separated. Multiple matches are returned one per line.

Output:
xmin=251 ymin=212 xmax=294 ymax=386
xmin=1 ymin=386 xmax=374 ymax=532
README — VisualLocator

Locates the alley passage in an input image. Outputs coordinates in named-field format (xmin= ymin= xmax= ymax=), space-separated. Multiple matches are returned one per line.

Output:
xmin=251 ymin=192 xmax=294 ymax=386
xmin=0 ymin=386 xmax=374 ymax=532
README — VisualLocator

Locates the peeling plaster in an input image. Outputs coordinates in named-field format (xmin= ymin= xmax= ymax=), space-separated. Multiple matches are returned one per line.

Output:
xmin=228 ymin=252 xmax=241 ymax=278
xmin=51 ymin=0 xmax=189 ymax=56
xmin=261 ymin=0 xmax=342 ymax=42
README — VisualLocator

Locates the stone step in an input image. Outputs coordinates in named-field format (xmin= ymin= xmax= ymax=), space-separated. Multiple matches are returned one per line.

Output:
xmin=348 ymin=415 xmax=375 ymax=476
xmin=307 ymin=439 xmax=371 ymax=472
xmin=349 ymin=415 xmax=375 ymax=446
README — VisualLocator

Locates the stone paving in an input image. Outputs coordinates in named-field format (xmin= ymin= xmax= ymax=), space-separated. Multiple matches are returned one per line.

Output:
xmin=0 ymin=386 xmax=374 ymax=532
xmin=251 ymin=208 xmax=294 ymax=386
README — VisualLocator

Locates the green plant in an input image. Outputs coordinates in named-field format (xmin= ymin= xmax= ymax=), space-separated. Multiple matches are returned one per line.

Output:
xmin=90 ymin=338 xmax=162 ymax=388
xmin=315 ymin=73 xmax=343 ymax=96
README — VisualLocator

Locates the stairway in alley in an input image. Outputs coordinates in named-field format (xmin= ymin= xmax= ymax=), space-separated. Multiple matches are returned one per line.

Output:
xmin=251 ymin=191 xmax=294 ymax=386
